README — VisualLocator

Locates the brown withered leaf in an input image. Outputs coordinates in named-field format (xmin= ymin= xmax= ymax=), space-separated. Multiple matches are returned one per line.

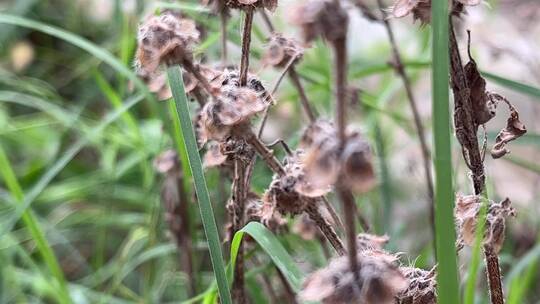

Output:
xmin=464 ymin=57 xmax=497 ymax=125
xmin=491 ymin=106 xmax=527 ymax=159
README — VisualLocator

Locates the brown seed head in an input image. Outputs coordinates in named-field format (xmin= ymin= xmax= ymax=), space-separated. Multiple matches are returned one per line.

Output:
xmin=289 ymin=0 xmax=349 ymax=44
xmin=135 ymin=12 xmax=200 ymax=75
xmin=391 ymin=0 xmax=479 ymax=25
xmin=262 ymin=33 xmax=304 ymax=68
xmin=300 ymin=251 xmax=407 ymax=304
xmin=397 ymin=266 xmax=437 ymax=304
xmin=455 ymin=195 xmax=516 ymax=253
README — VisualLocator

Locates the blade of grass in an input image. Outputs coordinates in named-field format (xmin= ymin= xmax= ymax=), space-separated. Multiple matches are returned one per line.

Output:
xmin=0 ymin=145 xmax=72 ymax=304
xmin=482 ymin=72 xmax=540 ymax=101
xmin=230 ymin=222 xmax=304 ymax=292
xmin=432 ymin=3 xmax=460 ymax=304
xmin=166 ymin=65 xmax=231 ymax=304
xmin=0 ymin=14 xmax=153 ymax=102
xmin=0 ymin=94 xmax=145 ymax=237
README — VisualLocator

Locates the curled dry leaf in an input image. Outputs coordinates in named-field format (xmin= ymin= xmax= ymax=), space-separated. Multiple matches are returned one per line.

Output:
xmin=455 ymin=194 xmax=516 ymax=253
xmin=300 ymin=120 xmax=376 ymax=194
xmin=289 ymin=0 xmax=348 ymax=44
xmin=262 ymin=33 xmax=304 ymax=68
xmin=464 ymin=52 xmax=498 ymax=125
xmin=397 ymin=266 xmax=437 ymax=304
xmin=390 ymin=0 xmax=479 ymax=24
xmin=300 ymin=250 xmax=407 ymax=304
xmin=491 ymin=105 xmax=527 ymax=159
xmin=135 ymin=12 xmax=199 ymax=76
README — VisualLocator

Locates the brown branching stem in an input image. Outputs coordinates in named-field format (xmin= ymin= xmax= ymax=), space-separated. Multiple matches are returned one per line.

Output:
xmin=260 ymin=9 xmax=275 ymax=33
xmin=336 ymin=186 xmax=360 ymax=280
xmin=240 ymin=8 xmax=254 ymax=86
xmin=182 ymin=60 xmax=215 ymax=97
xmin=374 ymin=0 xmax=435 ymax=244
xmin=231 ymin=157 xmax=249 ymax=304
xmin=449 ymin=18 xmax=504 ymax=304
xmin=305 ymin=203 xmax=346 ymax=256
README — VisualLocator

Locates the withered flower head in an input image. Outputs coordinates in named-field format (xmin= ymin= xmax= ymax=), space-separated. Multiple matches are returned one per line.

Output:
xmin=357 ymin=233 xmax=390 ymax=252
xmin=203 ymin=142 xmax=230 ymax=168
xmin=198 ymin=70 xmax=271 ymax=143
xmin=154 ymin=149 xmax=180 ymax=174
xmin=246 ymin=194 xmax=288 ymax=232
xmin=300 ymin=120 xmax=376 ymax=194
xmin=490 ymin=102 xmax=527 ymax=159
xmin=224 ymin=0 xmax=278 ymax=11
xmin=397 ymin=266 xmax=437 ymax=304
xmin=455 ymin=194 xmax=516 ymax=253
xmin=289 ymin=0 xmax=349 ymax=43
xmin=262 ymin=33 xmax=304 ymax=68
xmin=391 ymin=0 xmax=480 ymax=24
xmin=300 ymin=251 xmax=407 ymax=304
xmin=135 ymin=11 xmax=200 ymax=76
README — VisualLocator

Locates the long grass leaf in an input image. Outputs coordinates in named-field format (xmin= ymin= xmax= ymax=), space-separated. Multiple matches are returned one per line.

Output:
xmin=0 ymin=146 xmax=72 ymax=304
xmin=166 ymin=66 xmax=231 ymax=304
xmin=230 ymin=222 xmax=304 ymax=291
xmin=482 ymin=72 xmax=540 ymax=101
xmin=432 ymin=4 xmax=460 ymax=303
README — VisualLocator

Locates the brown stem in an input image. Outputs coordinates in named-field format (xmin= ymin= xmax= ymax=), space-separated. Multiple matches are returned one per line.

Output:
xmin=289 ymin=66 xmax=316 ymax=123
xmin=231 ymin=157 xmax=248 ymax=304
xmin=375 ymin=0 xmax=435 ymax=243
xmin=449 ymin=18 xmax=503 ymax=304
xmin=448 ymin=19 xmax=485 ymax=195
xmin=220 ymin=10 xmax=228 ymax=66
xmin=321 ymin=196 xmax=345 ymax=233
xmin=336 ymin=186 xmax=359 ymax=280
xmin=245 ymin=131 xmax=285 ymax=176
xmin=182 ymin=60 xmax=215 ymax=97
xmin=333 ymin=36 xmax=348 ymax=147
xmin=240 ymin=8 xmax=254 ymax=86
xmin=484 ymin=245 xmax=505 ymax=304
xmin=305 ymin=203 xmax=346 ymax=256
xmin=260 ymin=9 xmax=275 ymax=33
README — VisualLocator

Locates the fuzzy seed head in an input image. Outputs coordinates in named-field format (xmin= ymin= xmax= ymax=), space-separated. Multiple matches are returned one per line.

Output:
xmin=135 ymin=12 xmax=199 ymax=75
xmin=263 ymin=33 xmax=304 ymax=68
xmin=290 ymin=0 xmax=349 ymax=44
xmin=397 ymin=266 xmax=437 ymax=304
xmin=300 ymin=251 xmax=407 ymax=304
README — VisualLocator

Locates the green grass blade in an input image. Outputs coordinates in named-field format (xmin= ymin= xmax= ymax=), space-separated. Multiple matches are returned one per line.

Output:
xmin=230 ymin=222 xmax=304 ymax=291
xmin=0 ymin=146 xmax=72 ymax=304
xmin=0 ymin=94 xmax=145 ymax=237
xmin=503 ymin=155 xmax=540 ymax=174
xmin=432 ymin=3 xmax=460 ymax=304
xmin=0 ymin=14 xmax=153 ymax=102
xmin=166 ymin=66 xmax=231 ymax=304
xmin=482 ymin=72 xmax=540 ymax=101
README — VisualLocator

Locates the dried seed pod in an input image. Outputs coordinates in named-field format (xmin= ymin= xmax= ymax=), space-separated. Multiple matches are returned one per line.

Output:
xmin=300 ymin=251 xmax=407 ymax=304
xmin=491 ymin=103 xmax=527 ymax=159
xmin=300 ymin=120 xmax=376 ymax=194
xmin=135 ymin=12 xmax=200 ymax=75
xmin=262 ymin=33 xmax=304 ymax=68
xmin=246 ymin=194 xmax=288 ymax=233
xmin=224 ymin=0 xmax=278 ymax=11
xmin=203 ymin=142 xmax=229 ymax=168
xmin=391 ymin=0 xmax=479 ymax=24
xmin=289 ymin=0 xmax=349 ymax=43
xmin=455 ymin=195 xmax=516 ymax=253
xmin=397 ymin=266 xmax=437 ymax=304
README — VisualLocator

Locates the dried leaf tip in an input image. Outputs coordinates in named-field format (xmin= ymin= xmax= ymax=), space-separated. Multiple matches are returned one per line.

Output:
xmin=455 ymin=194 xmax=516 ymax=254
xmin=289 ymin=0 xmax=349 ymax=44
xmin=491 ymin=102 xmax=526 ymax=159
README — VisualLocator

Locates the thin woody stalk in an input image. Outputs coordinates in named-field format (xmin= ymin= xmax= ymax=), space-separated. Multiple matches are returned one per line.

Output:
xmin=231 ymin=158 xmax=248 ymax=304
xmin=448 ymin=19 xmax=503 ymax=304
xmin=221 ymin=10 xmax=228 ymax=65
xmin=240 ymin=8 xmax=254 ymax=86
xmin=374 ymin=0 xmax=435 ymax=243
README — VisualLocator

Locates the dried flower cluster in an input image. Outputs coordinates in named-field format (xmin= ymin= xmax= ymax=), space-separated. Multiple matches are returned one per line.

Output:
xmin=290 ymin=0 xmax=349 ymax=43
xmin=391 ymin=0 xmax=481 ymax=24
xmin=455 ymin=195 xmax=516 ymax=253
xmin=300 ymin=120 xmax=376 ymax=194
xmin=397 ymin=267 xmax=437 ymax=304
xmin=262 ymin=33 xmax=304 ymax=68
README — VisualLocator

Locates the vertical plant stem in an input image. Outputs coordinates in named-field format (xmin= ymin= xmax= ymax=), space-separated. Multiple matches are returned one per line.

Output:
xmin=0 ymin=145 xmax=72 ymax=304
xmin=221 ymin=10 xmax=228 ymax=65
xmin=375 ymin=0 xmax=435 ymax=244
xmin=167 ymin=66 xmax=232 ymax=304
xmin=260 ymin=9 xmax=275 ymax=33
xmin=305 ymin=204 xmax=346 ymax=256
xmin=333 ymin=37 xmax=348 ymax=146
xmin=231 ymin=158 xmax=248 ymax=304
xmin=240 ymin=8 xmax=254 ymax=86
xmin=431 ymin=1 xmax=460 ymax=303
xmin=485 ymin=245 xmax=505 ymax=304
xmin=289 ymin=66 xmax=316 ymax=123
